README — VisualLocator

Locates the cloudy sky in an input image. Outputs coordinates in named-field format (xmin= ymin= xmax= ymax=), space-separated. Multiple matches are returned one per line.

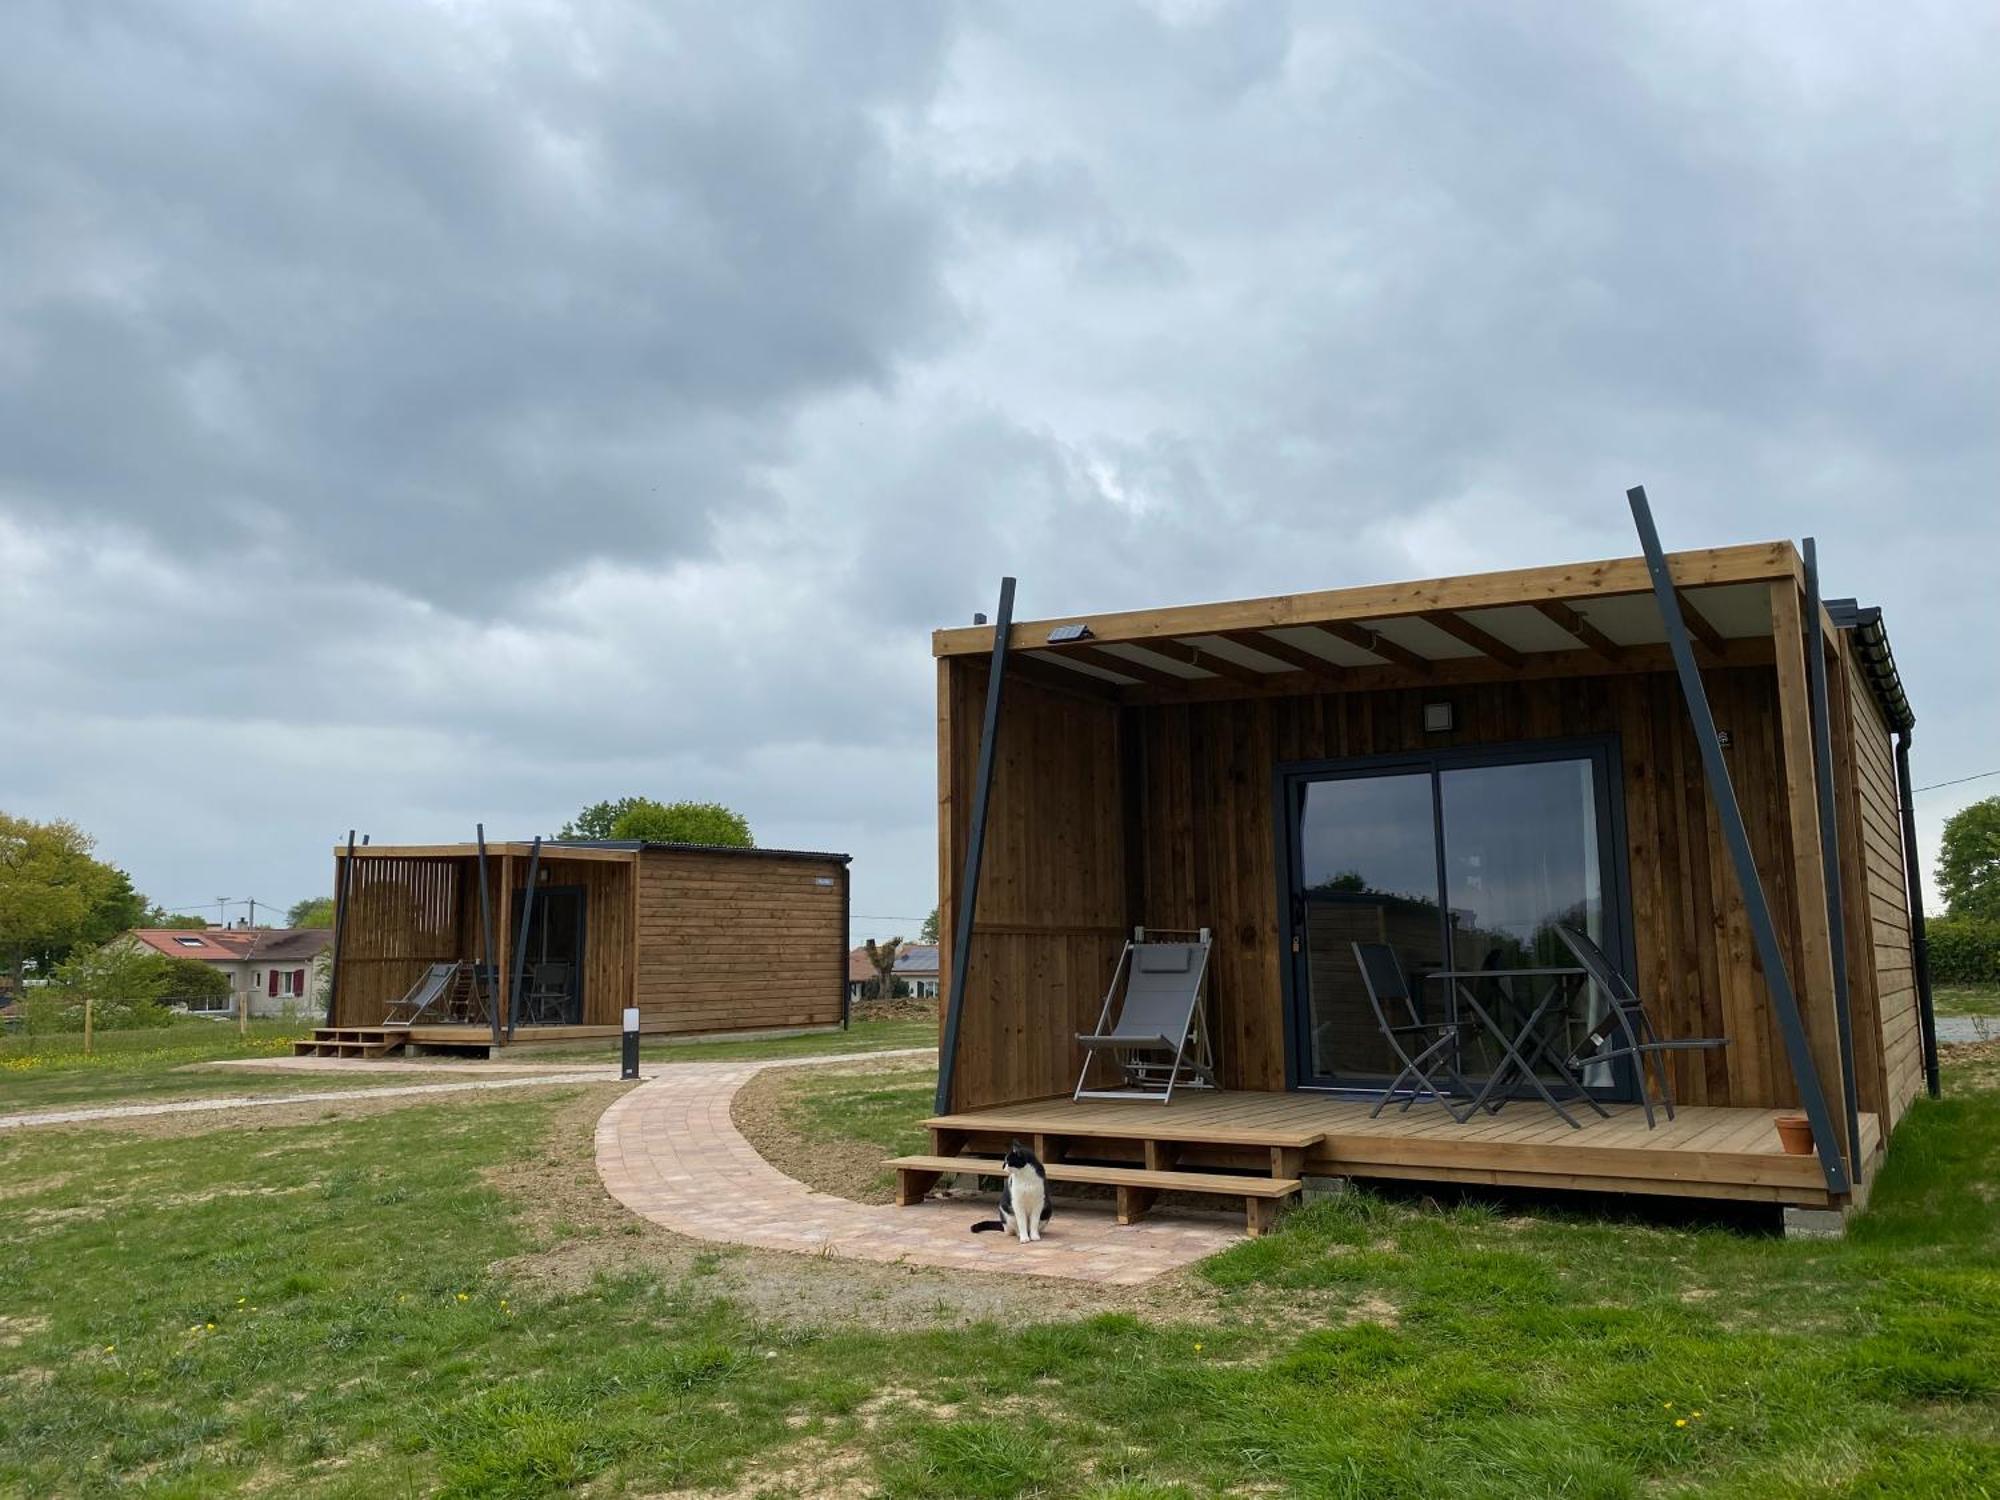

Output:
xmin=3 ymin=0 xmax=1995 ymax=940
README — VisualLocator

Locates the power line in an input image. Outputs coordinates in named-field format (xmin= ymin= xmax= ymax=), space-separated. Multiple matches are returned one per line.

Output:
xmin=1913 ymin=769 xmax=2000 ymax=794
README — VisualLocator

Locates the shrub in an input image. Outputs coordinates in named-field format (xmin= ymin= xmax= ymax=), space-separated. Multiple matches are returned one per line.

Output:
xmin=26 ymin=942 xmax=230 ymax=1032
xmin=1926 ymin=914 xmax=2000 ymax=985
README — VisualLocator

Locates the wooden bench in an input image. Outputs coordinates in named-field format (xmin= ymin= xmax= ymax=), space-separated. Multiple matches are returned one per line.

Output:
xmin=890 ymin=1154 xmax=1300 ymax=1236
xmin=922 ymin=1113 xmax=1323 ymax=1184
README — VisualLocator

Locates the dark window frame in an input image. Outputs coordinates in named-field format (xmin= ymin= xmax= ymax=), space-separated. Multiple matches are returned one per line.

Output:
xmin=1271 ymin=732 xmax=1638 ymax=1098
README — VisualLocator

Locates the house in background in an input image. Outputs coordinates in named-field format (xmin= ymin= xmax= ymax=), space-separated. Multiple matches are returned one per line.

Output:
xmin=895 ymin=943 xmax=941 ymax=998
xmin=122 ymin=926 xmax=333 ymax=1016
xmin=848 ymin=942 xmax=942 ymax=1001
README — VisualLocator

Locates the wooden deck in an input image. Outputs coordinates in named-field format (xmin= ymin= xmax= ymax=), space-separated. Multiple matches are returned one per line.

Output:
xmin=927 ymin=1090 xmax=1883 ymax=1207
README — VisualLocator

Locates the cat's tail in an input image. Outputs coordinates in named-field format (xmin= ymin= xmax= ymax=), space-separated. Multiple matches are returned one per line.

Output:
xmin=969 ymin=1219 xmax=1006 ymax=1233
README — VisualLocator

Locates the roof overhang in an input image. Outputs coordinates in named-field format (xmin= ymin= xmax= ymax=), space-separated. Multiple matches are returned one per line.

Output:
xmin=935 ymin=542 xmax=1805 ymax=703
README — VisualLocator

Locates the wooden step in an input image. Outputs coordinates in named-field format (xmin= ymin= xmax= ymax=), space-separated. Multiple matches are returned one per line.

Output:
xmin=925 ymin=1110 xmax=1323 ymax=1151
xmin=292 ymin=1029 xmax=406 ymax=1059
xmin=890 ymin=1154 xmax=1300 ymax=1236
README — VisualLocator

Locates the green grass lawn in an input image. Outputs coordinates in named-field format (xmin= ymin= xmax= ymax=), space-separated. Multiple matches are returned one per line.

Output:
xmin=763 ymin=1061 xmax=937 ymax=1201
xmin=0 ymin=1016 xmax=381 ymax=1114
xmin=506 ymin=1014 xmax=936 ymax=1067
xmin=1936 ymin=982 xmax=2000 ymax=1018
xmin=2 ymin=1057 xmax=1996 ymax=1495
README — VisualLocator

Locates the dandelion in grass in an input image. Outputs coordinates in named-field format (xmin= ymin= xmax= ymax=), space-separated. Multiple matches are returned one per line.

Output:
xmin=1675 ymin=1418 xmax=1688 ymax=1429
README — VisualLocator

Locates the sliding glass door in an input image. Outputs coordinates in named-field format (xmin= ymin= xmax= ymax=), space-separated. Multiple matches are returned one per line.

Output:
xmin=1281 ymin=738 xmax=1631 ymax=1097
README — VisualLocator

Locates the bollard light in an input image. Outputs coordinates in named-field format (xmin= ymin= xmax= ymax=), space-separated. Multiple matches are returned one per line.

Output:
xmin=621 ymin=1006 xmax=640 ymax=1080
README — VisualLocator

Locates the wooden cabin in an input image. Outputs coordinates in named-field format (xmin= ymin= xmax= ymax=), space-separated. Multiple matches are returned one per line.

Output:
xmin=909 ymin=529 xmax=1935 ymax=1226
xmin=301 ymin=840 xmax=850 ymax=1056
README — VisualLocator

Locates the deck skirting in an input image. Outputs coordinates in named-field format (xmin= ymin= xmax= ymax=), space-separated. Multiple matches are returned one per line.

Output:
xmin=926 ymin=1090 xmax=1883 ymax=1207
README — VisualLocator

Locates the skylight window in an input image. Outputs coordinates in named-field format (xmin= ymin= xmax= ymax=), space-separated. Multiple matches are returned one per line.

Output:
xmin=174 ymin=936 xmax=206 ymax=947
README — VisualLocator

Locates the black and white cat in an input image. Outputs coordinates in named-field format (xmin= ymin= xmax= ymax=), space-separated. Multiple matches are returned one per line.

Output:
xmin=969 ymin=1140 xmax=1051 ymax=1244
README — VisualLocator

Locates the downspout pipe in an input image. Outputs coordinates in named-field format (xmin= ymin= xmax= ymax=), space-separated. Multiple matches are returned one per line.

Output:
xmin=1895 ymin=729 xmax=1941 ymax=1098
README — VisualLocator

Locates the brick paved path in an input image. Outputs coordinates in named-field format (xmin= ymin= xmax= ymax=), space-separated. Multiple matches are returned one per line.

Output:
xmin=594 ymin=1052 xmax=1239 ymax=1286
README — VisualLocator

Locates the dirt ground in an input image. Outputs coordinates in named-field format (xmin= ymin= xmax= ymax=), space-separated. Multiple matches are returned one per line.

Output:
xmin=729 ymin=1053 xmax=931 ymax=1206
xmin=0 ymin=1077 xmax=627 ymax=1142
xmin=488 ymin=1086 xmax=1223 ymax=1330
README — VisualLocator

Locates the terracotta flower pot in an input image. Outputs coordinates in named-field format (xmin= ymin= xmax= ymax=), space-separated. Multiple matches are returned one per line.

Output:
xmin=1774 ymin=1114 xmax=1814 ymax=1155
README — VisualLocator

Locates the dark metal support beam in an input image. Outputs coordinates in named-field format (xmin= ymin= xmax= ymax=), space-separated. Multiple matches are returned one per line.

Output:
xmin=839 ymin=861 xmax=852 ymax=1031
xmin=507 ymin=835 xmax=543 ymax=1043
xmin=1628 ymin=486 xmax=1849 ymax=1196
xmin=1895 ymin=731 xmax=1942 ymax=1098
xmin=476 ymin=824 xmax=498 ymax=1046
xmin=1804 ymin=539 xmax=1862 ymax=1182
xmin=935 ymin=578 xmax=1016 ymax=1114
xmin=324 ymin=829 xmax=356 ymax=1027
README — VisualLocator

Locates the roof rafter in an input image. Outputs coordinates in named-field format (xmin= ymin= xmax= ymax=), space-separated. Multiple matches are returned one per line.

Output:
xmin=1419 ymin=611 xmax=1526 ymax=669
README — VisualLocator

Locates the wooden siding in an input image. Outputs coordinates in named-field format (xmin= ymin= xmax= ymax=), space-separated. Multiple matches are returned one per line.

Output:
xmin=938 ymin=661 xmax=1129 ymax=1108
xmin=1845 ymin=650 xmax=1922 ymax=1123
xmin=632 ymin=849 xmax=845 ymax=1036
xmin=940 ymin=660 xmax=1850 ymax=1126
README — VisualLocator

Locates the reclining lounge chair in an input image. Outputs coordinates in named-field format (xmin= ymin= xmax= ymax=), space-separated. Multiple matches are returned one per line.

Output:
xmin=1074 ymin=927 xmax=1218 ymax=1103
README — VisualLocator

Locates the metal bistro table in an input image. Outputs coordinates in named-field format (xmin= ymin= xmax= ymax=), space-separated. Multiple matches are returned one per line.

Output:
xmin=1422 ymin=965 xmax=1604 ymax=1129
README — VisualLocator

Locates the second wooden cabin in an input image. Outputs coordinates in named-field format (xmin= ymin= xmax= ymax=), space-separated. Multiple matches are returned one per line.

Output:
xmin=302 ymin=840 xmax=850 ymax=1056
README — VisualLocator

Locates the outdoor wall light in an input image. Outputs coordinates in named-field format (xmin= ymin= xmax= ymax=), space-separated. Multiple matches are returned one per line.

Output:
xmin=1423 ymin=701 xmax=1454 ymax=733
xmin=1047 ymin=622 xmax=1094 ymax=643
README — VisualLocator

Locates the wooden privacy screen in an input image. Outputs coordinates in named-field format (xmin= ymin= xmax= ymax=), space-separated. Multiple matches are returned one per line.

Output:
xmin=940 ymin=656 xmax=1918 ymax=1127
xmin=333 ymin=856 xmax=463 ymax=1024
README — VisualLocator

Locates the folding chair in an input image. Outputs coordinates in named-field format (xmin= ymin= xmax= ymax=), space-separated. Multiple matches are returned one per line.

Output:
xmin=1351 ymin=942 xmax=1490 ymax=1122
xmin=1554 ymin=925 xmax=1730 ymax=1128
xmin=520 ymin=961 xmax=575 ymax=1027
xmin=1074 ymin=927 xmax=1217 ymax=1103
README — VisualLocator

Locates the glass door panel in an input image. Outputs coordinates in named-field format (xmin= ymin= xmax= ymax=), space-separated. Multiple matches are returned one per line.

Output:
xmin=1283 ymin=739 xmax=1628 ymax=1096
xmin=1438 ymin=759 xmax=1610 ymax=1086
xmin=1296 ymin=771 xmax=1442 ymax=1083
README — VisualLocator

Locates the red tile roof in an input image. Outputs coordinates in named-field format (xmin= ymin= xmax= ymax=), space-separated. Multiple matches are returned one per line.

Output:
xmin=127 ymin=928 xmax=330 ymax=962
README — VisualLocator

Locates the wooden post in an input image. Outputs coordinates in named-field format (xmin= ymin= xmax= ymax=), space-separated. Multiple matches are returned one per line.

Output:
xmin=1772 ymin=579 xmax=1855 ymax=1171
xmin=83 ymin=995 xmax=93 ymax=1056
xmin=238 ymin=976 xmax=248 ymax=1038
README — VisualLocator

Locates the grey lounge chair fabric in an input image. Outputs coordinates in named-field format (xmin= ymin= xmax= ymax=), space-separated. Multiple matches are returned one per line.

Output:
xmin=1554 ymin=925 xmax=1730 ymax=1128
xmin=384 ymin=962 xmax=462 ymax=1024
xmin=1075 ymin=928 xmax=1218 ymax=1102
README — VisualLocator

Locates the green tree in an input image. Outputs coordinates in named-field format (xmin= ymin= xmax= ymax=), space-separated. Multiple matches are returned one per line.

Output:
xmin=558 ymin=798 xmax=645 ymax=840
xmin=920 ymin=907 xmax=940 ymax=944
xmin=287 ymin=896 xmax=337 ymax=928
xmin=1939 ymin=796 xmax=2000 ymax=920
xmin=145 ymin=906 xmax=210 ymax=930
xmin=560 ymin=797 xmax=755 ymax=847
xmin=0 ymin=813 xmax=144 ymax=983
xmin=28 ymin=942 xmax=230 ymax=1032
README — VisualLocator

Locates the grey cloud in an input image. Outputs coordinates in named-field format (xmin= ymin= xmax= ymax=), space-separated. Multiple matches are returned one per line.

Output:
xmin=1 ymin=1 xmax=1995 ymax=934
xmin=0 ymin=0 xmax=960 ymax=606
